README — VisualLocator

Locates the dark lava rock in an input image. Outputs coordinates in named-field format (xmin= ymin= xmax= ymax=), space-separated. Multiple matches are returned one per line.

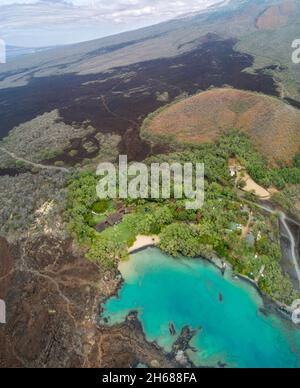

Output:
xmin=0 ymin=236 xmax=173 ymax=368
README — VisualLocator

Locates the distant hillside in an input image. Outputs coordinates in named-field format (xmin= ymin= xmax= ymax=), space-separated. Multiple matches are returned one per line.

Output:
xmin=6 ymin=46 xmax=53 ymax=60
xmin=0 ymin=0 xmax=300 ymax=102
xmin=143 ymin=88 xmax=300 ymax=165
xmin=0 ymin=0 xmax=299 ymax=165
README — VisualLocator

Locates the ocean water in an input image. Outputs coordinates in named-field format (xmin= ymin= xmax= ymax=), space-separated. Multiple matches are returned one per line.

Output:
xmin=101 ymin=248 xmax=300 ymax=368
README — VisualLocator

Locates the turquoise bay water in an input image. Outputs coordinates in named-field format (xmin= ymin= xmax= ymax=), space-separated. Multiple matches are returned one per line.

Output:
xmin=101 ymin=248 xmax=300 ymax=368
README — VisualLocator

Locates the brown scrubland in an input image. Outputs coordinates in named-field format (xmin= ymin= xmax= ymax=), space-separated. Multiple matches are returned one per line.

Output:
xmin=145 ymin=88 xmax=300 ymax=165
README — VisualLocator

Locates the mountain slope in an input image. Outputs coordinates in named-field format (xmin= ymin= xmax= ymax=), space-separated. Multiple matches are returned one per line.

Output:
xmin=0 ymin=0 xmax=299 ymax=99
xmin=0 ymin=0 xmax=299 ymax=166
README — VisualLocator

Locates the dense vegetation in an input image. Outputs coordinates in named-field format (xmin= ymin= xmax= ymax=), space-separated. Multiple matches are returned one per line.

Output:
xmin=67 ymin=130 xmax=300 ymax=304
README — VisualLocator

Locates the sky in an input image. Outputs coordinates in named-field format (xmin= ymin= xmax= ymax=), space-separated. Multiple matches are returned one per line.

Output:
xmin=0 ymin=0 xmax=224 ymax=47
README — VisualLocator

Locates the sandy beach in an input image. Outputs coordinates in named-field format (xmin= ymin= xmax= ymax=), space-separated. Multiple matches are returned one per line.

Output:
xmin=128 ymin=235 xmax=160 ymax=253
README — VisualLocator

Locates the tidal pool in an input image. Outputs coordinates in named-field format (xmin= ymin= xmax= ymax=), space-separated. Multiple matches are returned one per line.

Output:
xmin=100 ymin=248 xmax=300 ymax=368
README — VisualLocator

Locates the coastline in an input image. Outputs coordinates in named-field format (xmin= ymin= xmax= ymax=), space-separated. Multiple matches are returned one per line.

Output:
xmin=98 ymin=244 xmax=300 ymax=368
xmin=99 ymin=244 xmax=300 ymax=368
xmin=128 ymin=244 xmax=298 ymax=326
xmin=196 ymin=253 xmax=298 ymax=325
xmin=128 ymin=235 xmax=160 ymax=254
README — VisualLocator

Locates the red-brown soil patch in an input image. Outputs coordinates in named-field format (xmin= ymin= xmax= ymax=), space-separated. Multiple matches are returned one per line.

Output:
xmin=256 ymin=1 xmax=297 ymax=30
xmin=145 ymin=88 xmax=300 ymax=165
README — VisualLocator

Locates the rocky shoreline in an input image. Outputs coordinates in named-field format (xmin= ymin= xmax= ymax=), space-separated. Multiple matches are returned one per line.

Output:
xmin=198 ymin=250 xmax=298 ymax=327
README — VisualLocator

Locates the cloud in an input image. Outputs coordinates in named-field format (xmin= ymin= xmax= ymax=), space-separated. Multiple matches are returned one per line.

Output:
xmin=0 ymin=0 xmax=224 ymax=46
xmin=0 ymin=1 xmax=86 ymax=3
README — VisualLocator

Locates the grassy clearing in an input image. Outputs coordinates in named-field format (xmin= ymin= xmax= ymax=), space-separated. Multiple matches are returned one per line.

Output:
xmin=101 ymin=214 xmax=139 ymax=243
